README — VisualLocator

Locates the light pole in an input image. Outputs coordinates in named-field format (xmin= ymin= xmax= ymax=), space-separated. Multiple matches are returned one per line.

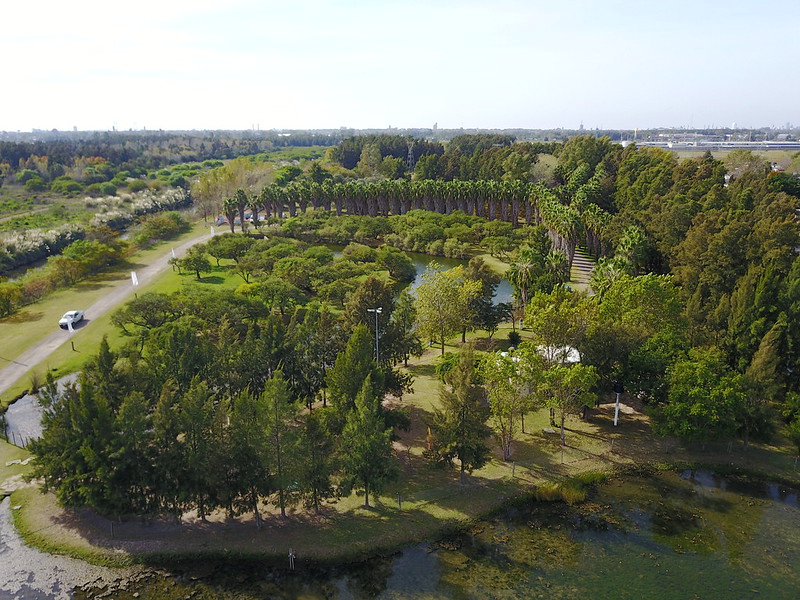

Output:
xmin=367 ymin=307 xmax=382 ymax=362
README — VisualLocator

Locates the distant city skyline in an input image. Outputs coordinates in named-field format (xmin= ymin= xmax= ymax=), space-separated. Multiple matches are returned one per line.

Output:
xmin=2 ymin=0 xmax=798 ymax=133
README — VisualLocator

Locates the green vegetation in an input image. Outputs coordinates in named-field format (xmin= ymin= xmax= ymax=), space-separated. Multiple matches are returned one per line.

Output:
xmin=1 ymin=133 xmax=799 ymax=569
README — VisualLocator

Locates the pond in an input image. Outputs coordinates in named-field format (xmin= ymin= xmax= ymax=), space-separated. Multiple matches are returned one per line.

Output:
xmin=4 ymin=468 xmax=796 ymax=599
xmin=2 ymin=374 xmax=78 ymax=447
xmin=403 ymin=252 xmax=514 ymax=305
xmin=328 ymin=245 xmax=514 ymax=305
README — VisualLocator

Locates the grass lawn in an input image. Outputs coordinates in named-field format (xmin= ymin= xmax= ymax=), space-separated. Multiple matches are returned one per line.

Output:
xmin=0 ymin=440 xmax=32 ymax=497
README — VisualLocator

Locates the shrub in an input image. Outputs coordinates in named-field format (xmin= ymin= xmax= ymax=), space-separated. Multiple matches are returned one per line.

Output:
xmin=127 ymin=179 xmax=148 ymax=193
xmin=24 ymin=176 xmax=47 ymax=192
xmin=508 ymin=331 xmax=521 ymax=347
xmin=426 ymin=239 xmax=445 ymax=256
xmin=50 ymin=176 xmax=83 ymax=195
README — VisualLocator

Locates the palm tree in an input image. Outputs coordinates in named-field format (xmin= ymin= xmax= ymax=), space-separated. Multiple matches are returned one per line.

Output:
xmin=616 ymin=225 xmax=648 ymax=275
xmin=234 ymin=188 xmax=249 ymax=233
xmin=507 ymin=247 xmax=541 ymax=309
xmin=222 ymin=196 xmax=238 ymax=234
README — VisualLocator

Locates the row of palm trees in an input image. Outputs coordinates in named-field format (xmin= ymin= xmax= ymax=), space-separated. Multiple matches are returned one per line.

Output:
xmin=221 ymin=179 xmax=613 ymax=267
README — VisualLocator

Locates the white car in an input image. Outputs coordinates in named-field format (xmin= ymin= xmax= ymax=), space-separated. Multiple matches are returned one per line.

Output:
xmin=59 ymin=310 xmax=85 ymax=329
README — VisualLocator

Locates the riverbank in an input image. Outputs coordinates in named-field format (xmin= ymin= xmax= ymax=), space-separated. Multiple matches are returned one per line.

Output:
xmin=5 ymin=343 xmax=799 ymax=569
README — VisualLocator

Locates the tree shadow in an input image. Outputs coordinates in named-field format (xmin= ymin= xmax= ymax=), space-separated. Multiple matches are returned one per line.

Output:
xmin=1 ymin=310 xmax=44 ymax=324
xmin=204 ymin=275 xmax=226 ymax=285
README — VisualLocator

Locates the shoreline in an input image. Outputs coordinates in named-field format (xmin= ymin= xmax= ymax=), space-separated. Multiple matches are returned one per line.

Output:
xmin=8 ymin=404 xmax=800 ymax=569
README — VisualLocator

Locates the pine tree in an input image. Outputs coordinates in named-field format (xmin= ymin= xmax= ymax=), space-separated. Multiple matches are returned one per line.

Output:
xmin=428 ymin=348 xmax=491 ymax=482
xmin=339 ymin=376 xmax=397 ymax=507
xmin=326 ymin=325 xmax=381 ymax=427
xmin=262 ymin=371 xmax=298 ymax=518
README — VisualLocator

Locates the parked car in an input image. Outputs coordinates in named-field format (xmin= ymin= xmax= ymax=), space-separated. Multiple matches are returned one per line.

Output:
xmin=59 ymin=310 xmax=84 ymax=329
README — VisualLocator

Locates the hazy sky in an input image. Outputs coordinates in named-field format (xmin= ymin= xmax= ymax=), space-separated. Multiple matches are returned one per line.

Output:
xmin=3 ymin=0 xmax=797 ymax=132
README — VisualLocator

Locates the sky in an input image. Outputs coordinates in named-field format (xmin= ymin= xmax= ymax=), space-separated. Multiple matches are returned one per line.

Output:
xmin=2 ymin=0 xmax=798 ymax=132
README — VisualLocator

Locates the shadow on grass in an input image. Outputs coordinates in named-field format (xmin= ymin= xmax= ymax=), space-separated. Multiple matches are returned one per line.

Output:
xmin=407 ymin=363 xmax=436 ymax=378
xmin=199 ymin=275 xmax=226 ymax=285
xmin=2 ymin=310 xmax=44 ymax=324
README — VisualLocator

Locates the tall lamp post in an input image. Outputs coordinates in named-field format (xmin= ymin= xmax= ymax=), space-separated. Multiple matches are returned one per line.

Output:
xmin=367 ymin=307 xmax=382 ymax=362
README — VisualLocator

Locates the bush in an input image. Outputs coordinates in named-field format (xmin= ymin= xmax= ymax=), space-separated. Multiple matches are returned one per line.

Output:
xmin=24 ymin=176 xmax=47 ymax=192
xmin=127 ymin=179 xmax=148 ymax=193
xmin=50 ymin=176 xmax=83 ymax=195
xmin=135 ymin=211 xmax=190 ymax=244
xmin=100 ymin=182 xmax=117 ymax=196
xmin=342 ymin=242 xmax=377 ymax=263
xmin=508 ymin=330 xmax=521 ymax=347
xmin=426 ymin=239 xmax=444 ymax=256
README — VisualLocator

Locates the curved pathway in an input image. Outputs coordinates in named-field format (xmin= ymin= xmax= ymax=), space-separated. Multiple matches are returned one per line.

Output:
xmin=0 ymin=232 xmax=212 ymax=398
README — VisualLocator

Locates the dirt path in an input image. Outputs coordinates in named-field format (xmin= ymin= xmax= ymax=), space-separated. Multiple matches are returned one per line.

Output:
xmin=0 ymin=232 xmax=212 ymax=397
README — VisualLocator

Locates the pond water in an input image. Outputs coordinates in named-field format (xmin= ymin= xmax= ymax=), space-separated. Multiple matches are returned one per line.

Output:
xmin=0 ymin=468 xmax=786 ymax=599
xmin=403 ymin=252 xmax=514 ymax=305
xmin=3 ymin=374 xmax=78 ymax=447
xmin=328 ymin=246 xmax=513 ymax=305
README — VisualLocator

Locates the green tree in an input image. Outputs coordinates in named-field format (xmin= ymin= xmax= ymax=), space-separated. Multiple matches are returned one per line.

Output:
xmin=326 ymin=325 xmax=381 ymax=423
xmin=109 ymin=391 xmax=154 ymax=516
xmin=376 ymin=246 xmax=416 ymax=283
xmin=180 ymin=246 xmax=212 ymax=280
xmin=177 ymin=378 xmax=220 ymax=520
xmin=228 ymin=388 xmax=272 ymax=527
xmin=339 ymin=376 xmax=398 ymax=507
xmin=480 ymin=351 xmax=526 ymax=461
xmin=295 ymin=410 xmax=337 ymax=513
xmin=428 ymin=348 xmax=492 ymax=482
xmin=415 ymin=263 xmax=481 ymax=354
xmin=262 ymin=371 xmax=297 ymax=518
xmin=539 ymin=363 xmax=598 ymax=446
xmin=654 ymin=347 xmax=743 ymax=445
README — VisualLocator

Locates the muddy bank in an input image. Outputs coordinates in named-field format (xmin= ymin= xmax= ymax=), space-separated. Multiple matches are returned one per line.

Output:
xmin=0 ymin=497 xmax=142 ymax=600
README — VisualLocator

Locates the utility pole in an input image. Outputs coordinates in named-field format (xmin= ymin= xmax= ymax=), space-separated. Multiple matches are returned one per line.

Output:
xmin=367 ymin=307 xmax=382 ymax=362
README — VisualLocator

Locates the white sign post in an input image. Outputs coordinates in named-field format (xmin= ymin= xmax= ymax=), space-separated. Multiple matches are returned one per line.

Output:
xmin=171 ymin=248 xmax=176 ymax=259
xmin=210 ymin=226 xmax=216 ymax=236
xmin=131 ymin=271 xmax=139 ymax=286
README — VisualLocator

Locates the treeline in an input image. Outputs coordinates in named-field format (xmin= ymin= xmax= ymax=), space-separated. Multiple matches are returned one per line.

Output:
xmin=0 ymin=131 xmax=340 ymax=185
xmin=328 ymin=133 xmax=558 ymax=181
xmin=223 ymin=178 xmax=606 ymax=268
